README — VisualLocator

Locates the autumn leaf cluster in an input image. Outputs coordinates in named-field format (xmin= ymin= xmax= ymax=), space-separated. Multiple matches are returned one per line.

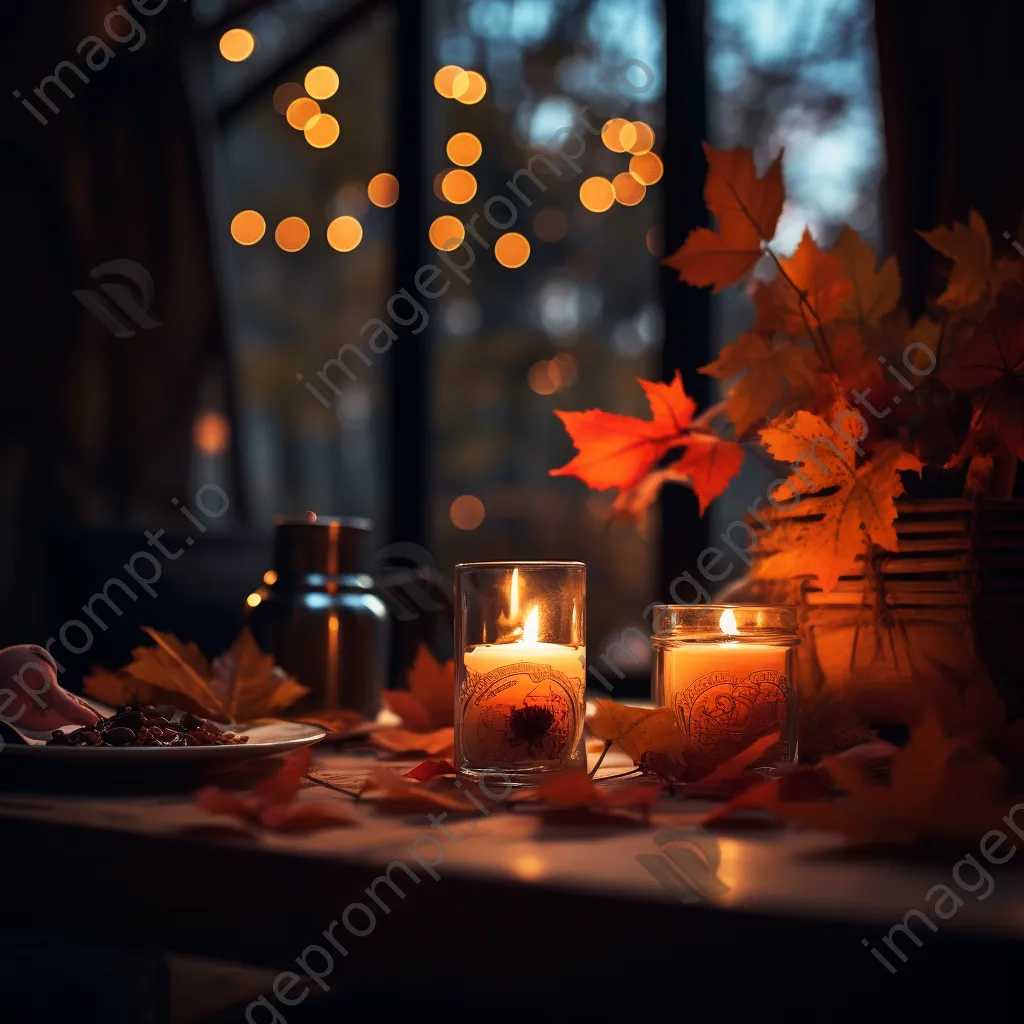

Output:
xmin=550 ymin=142 xmax=1024 ymax=590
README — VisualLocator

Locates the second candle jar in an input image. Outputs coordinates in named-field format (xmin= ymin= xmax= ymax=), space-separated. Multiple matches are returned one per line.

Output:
xmin=454 ymin=561 xmax=586 ymax=785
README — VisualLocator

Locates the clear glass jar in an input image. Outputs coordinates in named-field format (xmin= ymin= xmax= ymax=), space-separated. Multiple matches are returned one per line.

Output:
xmin=651 ymin=604 xmax=799 ymax=771
xmin=454 ymin=561 xmax=586 ymax=785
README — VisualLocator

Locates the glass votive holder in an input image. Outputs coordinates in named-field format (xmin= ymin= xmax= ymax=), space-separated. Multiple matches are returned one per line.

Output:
xmin=651 ymin=604 xmax=799 ymax=772
xmin=454 ymin=561 xmax=586 ymax=785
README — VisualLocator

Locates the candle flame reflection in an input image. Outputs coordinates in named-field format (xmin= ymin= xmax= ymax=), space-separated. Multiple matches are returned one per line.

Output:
xmin=719 ymin=608 xmax=739 ymax=636
xmin=523 ymin=605 xmax=540 ymax=643
xmin=509 ymin=567 xmax=520 ymax=621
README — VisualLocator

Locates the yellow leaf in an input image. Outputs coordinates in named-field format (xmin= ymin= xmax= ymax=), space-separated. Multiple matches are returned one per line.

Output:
xmin=587 ymin=701 xmax=686 ymax=761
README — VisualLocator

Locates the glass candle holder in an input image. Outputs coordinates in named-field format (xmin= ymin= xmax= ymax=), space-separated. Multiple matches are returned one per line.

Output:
xmin=455 ymin=561 xmax=586 ymax=785
xmin=651 ymin=605 xmax=799 ymax=772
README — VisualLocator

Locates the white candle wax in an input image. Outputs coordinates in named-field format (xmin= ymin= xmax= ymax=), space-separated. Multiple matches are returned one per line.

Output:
xmin=460 ymin=640 xmax=586 ymax=765
xmin=661 ymin=640 xmax=789 ymax=761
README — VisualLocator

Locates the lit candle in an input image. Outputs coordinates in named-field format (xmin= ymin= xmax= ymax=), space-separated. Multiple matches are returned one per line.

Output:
xmin=655 ymin=607 xmax=794 ymax=765
xmin=456 ymin=564 xmax=586 ymax=781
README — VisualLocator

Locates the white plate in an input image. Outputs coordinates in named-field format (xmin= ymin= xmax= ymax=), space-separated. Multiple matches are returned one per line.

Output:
xmin=1 ymin=719 xmax=326 ymax=765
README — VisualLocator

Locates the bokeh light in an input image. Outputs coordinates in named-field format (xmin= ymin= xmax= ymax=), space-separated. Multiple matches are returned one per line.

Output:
xmin=601 ymin=118 xmax=636 ymax=153
xmin=549 ymin=352 xmax=578 ymax=388
xmin=263 ymin=570 xmax=278 ymax=586
xmin=275 ymin=217 xmax=310 ymax=252
xmin=304 ymin=112 xmax=340 ymax=148
xmin=230 ymin=210 xmax=266 ymax=246
xmin=429 ymin=215 xmax=465 ymax=251
xmin=441 ymin=169 xmax=477 ymax=204
xmin=528 ymin=361 xmax=556 ymax=395
xmin=326 ymin=215 xmax=363 ymax=252
xmin=286 ymin=97 xmax=320 ymax=129
xmin=579 ymin=176 xmax=615 ymax=212
xmin=432 ymin=169 xmax=451 ymax=200
xmin=449 ymin=494 xmax=485 ymax=530
xmin=627 ymin=121 xmax=655 ymax=155
xmin=433 ymin=65 xmax=464 ymax=98
xmin=304 ymin=65 xmax=339 ymax=100
xmin=246 ymin=592 xmax=262 ymax=608
xmin=219 ymin=28 xmax=255 ymax=62
xmin=630 ymin=152 xmax=664 ymax=185
xmin=613 ymin=171 xmax=646 ymax=206
xmin=533 ymin=207 xmax=568 ymax=243
xmin=494 ymin=232 xmax=530 ymax=268
xmin=193 ymin=410 xmax=230 ymax=456
xmin=331 ymin=181 xmax=368 ymax=217
xmin=272 ymin=82 xmax=304 ymax=115
xmin=452 ymin=70 xmax=487 ymax=104
xmin=367 ymin=172 xmax=399 ymax=208
xmin=446 ymin=132 xmax=482 ymax=166
xmin=645 ymin=225 xmax=663 ymax=256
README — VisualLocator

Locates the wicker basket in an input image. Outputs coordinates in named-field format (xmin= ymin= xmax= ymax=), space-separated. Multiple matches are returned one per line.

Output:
xmin=727 ymin=499 xmax=1024 ymax=716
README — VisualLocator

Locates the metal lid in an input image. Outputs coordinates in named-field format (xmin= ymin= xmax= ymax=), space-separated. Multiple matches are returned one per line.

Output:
xmin=272 ymin=515 xmax=373 ymax=576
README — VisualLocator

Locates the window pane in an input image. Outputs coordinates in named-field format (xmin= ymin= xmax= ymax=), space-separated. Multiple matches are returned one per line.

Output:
xmin=426 ymin=0 xmax=665 ymax=675
xmin=208 ymin=3 xmax=396 ymax=526
xmin=706 ymin=0 xmax=887 ymax=543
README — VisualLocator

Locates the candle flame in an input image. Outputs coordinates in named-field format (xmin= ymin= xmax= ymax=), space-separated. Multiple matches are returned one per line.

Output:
xmin=522 ymin=605 xmax=540 ymax=643
xmin=509 ymin=567 xmax=519 ymax=621
xmin=719 ymin=608 xmax=739 ymax=636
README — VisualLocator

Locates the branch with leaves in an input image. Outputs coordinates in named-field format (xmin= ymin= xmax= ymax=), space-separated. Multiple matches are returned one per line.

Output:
xmin=550 ymin=143 xmax=1024 ymax=590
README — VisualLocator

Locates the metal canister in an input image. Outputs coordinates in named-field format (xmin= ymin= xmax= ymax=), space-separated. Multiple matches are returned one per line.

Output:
xmin=247 ymin=516 xmax=388 ymax=717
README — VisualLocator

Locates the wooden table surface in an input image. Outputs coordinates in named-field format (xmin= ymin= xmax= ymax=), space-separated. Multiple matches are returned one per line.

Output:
xmin=2 ymin=746 xmax=1023 ymax=1017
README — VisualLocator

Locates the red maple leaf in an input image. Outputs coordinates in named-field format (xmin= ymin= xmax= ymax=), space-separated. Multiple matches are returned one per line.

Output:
xmin=550 ymin=371 xmax=696 ymax=490
xmin=664 ymin=143 xmax=785 ymax=293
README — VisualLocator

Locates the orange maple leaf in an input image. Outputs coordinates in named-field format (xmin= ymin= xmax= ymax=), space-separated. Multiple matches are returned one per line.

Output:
xmin=774 ymin=228 xmax=855 ymax=338
xmin=942 ymin=299 xmax=1024 ymax=461
xmin=707 ymin=716 xmax=1014 ymax=846
xmin=700 ymin=332 xmax=818 ymax=437
xmin=755 ymin=411 xmax=922 ymax=590
xmin=193 ymin=747 xmax=356 ymax=834
xmin=550 ymin=371 xmax=696 ymax=491
xmin=831 ymin=225 xmax=901 ymax=328
xmin=664 ymin=143 xmax=785 ymax=292
xmin=381 ymin=644 xmax=454 ymax=731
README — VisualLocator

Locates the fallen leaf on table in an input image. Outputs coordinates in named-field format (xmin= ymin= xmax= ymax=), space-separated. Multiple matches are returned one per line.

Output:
xmin=664 ymin=143 xmax=784 ymax=293
xmin=682 ymin=732 xmax=782 ymax=799
xmin=382 ymin=645 xmax=454 ymax=731
xmin=363 ymin=766 xmax=476 ymax=815
xmin=587 ymin=702 xmax=687 ymax=762
xmin=84 ymin=627 xmax=308 ymax=724
xmin=706 ymin=716 xmax=1015 ymax=845
xmin=404 ymin=759 xmax=456 ymax=781
xmin=369 ymin=726 xmax=454 ymax=758
xmin=289 ymin=708 xmax=378 ymax=742
xmin=193 ymin=747 xmax=356 ymax=834
xmin=517 ymin=771 xmax=660 ymax=828
xmin=210 ymin=629 xmax=309 ymax=722
xmin=638 ymin=731 xmax=780 ymax=794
